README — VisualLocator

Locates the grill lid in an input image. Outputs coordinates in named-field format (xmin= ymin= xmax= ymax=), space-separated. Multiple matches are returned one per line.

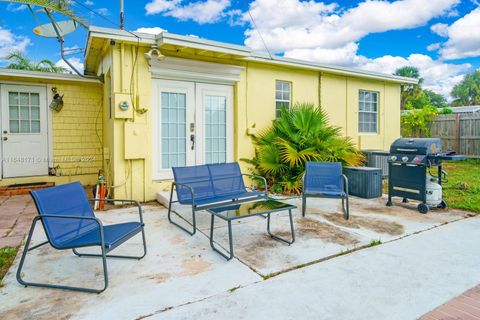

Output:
xmin=390 ymin=138 xmax=442 ymax=155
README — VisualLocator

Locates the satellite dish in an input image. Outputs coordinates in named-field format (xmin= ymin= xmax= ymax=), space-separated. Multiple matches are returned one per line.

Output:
xmin=33 ymin=20 xmax=78 ymax=38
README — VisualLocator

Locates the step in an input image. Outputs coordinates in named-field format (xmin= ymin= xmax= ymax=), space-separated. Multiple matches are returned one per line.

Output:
xmin=0 ymin=182 xmax=55 ymax=196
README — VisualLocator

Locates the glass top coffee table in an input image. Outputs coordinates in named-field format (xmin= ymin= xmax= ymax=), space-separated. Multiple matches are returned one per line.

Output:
xmin=207 ymin=199 xmax=296 ymax=260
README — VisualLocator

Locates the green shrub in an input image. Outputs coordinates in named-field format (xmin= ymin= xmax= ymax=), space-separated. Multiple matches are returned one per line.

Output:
xmin=440 ymin=107 xmax=453 ymax=114
xmin=401 ymin=105 xmax=438 ymax=137
xmin=242 ymin=103 xmax=364 ymax=194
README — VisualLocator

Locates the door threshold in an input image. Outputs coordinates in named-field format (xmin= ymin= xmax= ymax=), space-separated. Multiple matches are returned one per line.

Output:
xmin=0 ymin=182 xmax=55 ymax=196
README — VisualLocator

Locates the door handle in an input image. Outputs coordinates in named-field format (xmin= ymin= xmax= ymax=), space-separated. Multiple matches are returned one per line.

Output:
xmin=190 ymin=134 xmax=195 ymax=150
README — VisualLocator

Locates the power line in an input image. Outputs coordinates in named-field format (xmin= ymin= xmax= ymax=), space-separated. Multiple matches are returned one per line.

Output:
xmin=247 ymin=8 xmax=273 ymax=60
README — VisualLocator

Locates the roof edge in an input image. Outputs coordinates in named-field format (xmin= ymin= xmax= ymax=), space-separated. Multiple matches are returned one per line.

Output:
xmin=0 ymin=68 xmax=101 ymax=83
xmin=85 ymin=26 xmax=418 ymax=85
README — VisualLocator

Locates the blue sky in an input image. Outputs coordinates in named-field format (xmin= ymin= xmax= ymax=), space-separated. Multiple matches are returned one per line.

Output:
xmin=0 ymin=0 xmax=479 ymax=98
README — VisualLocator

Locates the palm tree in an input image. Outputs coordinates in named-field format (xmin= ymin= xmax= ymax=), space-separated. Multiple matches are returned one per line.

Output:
xmin=5 ymin=51 xmax=69 ymax=73
xmin=451 ymin=71 xmax=480 ymax=106
xmin=243 ymin=103 xmax=364 ymax=194
xmin=0 ymin=0 xmax=86 ymax=27
xmin=394 ymin=66 xmax=424 ymax=110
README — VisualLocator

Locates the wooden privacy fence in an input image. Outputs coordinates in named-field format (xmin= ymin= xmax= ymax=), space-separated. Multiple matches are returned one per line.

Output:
xmin=429 ymin=113 xmax=480 ymax=157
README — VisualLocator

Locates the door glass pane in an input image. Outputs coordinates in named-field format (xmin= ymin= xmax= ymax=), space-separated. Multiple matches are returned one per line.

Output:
xmin=30 ymin=93 xmax=40 ymax=106
xmin=8 ymin=91 xmax=41 ymax=134
xmin=9 ymin=92 xmax=19 ymax=106
xmin=205 ymin=95 xmax=226 ymax=164
xmin=161 ymin=92 xmax=186 ymax=168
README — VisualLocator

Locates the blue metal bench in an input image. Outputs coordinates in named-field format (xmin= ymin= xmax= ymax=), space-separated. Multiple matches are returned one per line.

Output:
xmin=168 ymin=162 xmax=268 ymax=235
xmin=302 ymin=162 xmax=350 ymax=220
xmin=16 ymin=182 xmax=147 ymax=293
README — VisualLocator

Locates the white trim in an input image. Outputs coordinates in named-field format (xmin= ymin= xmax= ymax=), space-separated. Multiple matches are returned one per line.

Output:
xmin=149 ymin=57 xmax=243 ymax=85
xmin=46 ymin=84 xmax=54 ymax=169
xmin=0 ymin=68 xmax=101 ymax=83
xmin=195 ymin=83 xmax=234 ymax=164
xmin=152 ymin=79 xmax=195 ymax=180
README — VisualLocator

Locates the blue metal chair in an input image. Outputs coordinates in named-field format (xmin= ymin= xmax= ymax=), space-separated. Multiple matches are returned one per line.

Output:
xmin=168 ymin=162 xmax=267 ymax=235
xmin=302 ymin=162 xmax=349 ymax=219
xmin=16 ymin=182 xmax=147 ymax=293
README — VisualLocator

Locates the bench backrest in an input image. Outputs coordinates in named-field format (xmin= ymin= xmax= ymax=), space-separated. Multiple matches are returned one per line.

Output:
xmin=304 ymin=162 xmax=343 ymax=193
xmin=172 ymin=162 xmax=246 ymax=204
xmin=30 ymin=182 xmax=97 ymax=248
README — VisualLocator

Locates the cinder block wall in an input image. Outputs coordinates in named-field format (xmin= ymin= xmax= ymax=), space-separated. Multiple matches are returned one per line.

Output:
xmin=51 ymin=82 xmax=104 ymax=177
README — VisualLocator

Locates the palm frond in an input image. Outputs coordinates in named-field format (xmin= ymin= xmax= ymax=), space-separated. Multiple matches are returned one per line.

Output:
xmin=0 ymin=0 xmax=87 ymax=27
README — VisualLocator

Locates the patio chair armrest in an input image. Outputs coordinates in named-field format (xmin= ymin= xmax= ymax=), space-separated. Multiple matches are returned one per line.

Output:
xmin=172 ymin=182 xmax=197 ymax=206
xmin=342 ymin=174 xmax=349 ymax=196
xmin=241 ymin=173 xmax=268 ymax=194
xmin=91 ymin=199 xmax=144 ymax=224
xmin=302 ymin=172 xmax=306 ymax=195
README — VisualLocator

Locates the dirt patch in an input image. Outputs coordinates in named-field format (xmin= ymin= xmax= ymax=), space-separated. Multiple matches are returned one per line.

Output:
xmin=237 ymin=235 xmax=281 ymax=267
xmin=296 ymin=218 xmax=360 ymax=246
xmin=0 ymin=291 xmax=85 ymax=320
xmin=139 ymin=272 xmax=172 ymax=284
xmin=309 ymin=209 xmax=404 ymax=236
xmin=179 ymin=258 xmax=212 ymax=277
xmin=169 ymin=234 xmax=186 ymax=246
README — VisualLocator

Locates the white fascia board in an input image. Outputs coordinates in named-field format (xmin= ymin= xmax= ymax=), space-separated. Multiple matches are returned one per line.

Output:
xmin=87 ymin=26 xmax=155 ymax=45
xmin=0 ymin=68 xmax=101 ymax=83
xmin=157 ymin=32 xmax=251 ymax=57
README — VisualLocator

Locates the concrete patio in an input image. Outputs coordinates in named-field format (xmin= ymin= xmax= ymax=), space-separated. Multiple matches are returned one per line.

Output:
xmin=0 ymin=195 xmax=477 ymax=319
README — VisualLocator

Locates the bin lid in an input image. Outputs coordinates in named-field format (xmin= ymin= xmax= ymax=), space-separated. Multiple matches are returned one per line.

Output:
xmin=344 ymin=166 xmax=382 ymax=171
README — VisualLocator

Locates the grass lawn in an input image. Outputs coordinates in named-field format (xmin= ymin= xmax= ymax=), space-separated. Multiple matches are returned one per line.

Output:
xmin=0 ymin=247 xmax=18 ymax=285
xmin=442 ymin=159 xmax=480 ymax=213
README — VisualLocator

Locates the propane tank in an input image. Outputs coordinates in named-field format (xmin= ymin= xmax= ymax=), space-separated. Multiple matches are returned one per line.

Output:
xmin=426 ymin=175 xmax=442 ymax=206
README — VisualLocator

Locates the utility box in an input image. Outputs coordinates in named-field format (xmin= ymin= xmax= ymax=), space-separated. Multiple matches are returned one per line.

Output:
xmin=363 ymin=150 xmax=389 ymax=178
xmin=124 ymin=123 xmax=147 ymax=159
xmin=344 ymin=166 xmax=382 ymax=199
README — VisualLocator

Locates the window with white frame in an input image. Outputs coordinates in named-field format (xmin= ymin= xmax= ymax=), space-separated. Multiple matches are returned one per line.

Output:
xmin=358 ymin=90 xmax=378 ymax=133
xmin=275 ymin=80 xmax=291 ymax=117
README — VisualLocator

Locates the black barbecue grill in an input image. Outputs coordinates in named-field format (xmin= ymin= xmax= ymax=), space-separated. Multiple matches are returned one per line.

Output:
xmin=386 ymin=138 xmax=466 ymax=213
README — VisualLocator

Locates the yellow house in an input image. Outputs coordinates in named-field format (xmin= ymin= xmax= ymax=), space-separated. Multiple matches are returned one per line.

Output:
xmin=0 ymin=26 xmax=416 ymax=201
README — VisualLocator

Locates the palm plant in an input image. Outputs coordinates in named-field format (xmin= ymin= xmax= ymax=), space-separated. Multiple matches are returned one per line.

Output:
xmin=0 ymin=0 xmax=86 ymax=27
xmin=243 ymin=103 xmax=364 ymax=194
xmin=5 ymin=51 xmax=68 ymax=73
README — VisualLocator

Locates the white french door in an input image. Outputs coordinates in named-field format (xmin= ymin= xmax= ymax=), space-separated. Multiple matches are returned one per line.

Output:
xmin=152 ymin=79 xmax=233 ymax=180
xmin=0 ymin=85 xmax=48 ymax=178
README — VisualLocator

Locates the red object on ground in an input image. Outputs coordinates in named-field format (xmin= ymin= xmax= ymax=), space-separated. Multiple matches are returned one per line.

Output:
xmin=419 ymin=284 xmax=480 ymax=320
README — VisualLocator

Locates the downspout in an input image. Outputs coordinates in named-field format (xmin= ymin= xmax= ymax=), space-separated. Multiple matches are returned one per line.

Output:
xmin=44 ymin=9 xmax=103 ymax=83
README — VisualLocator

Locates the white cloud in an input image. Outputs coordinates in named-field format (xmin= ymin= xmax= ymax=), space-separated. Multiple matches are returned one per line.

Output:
xmin=84 ymin=0 xmax=94 ymax=5
xmin=145 ymin=0 xmax=231 ymax=24
xmin=358 ymin=54 xmax=470 ymax=98
xmin=243 ymin=0 xmax=460 ymax=53
xmin=55 ymin=58 xmax=84 ymax=73
xmin=97 ymin=8 xmax=110 ymax=16
xmin=134 ymin=27 xmax=167 ymax=35
xmin=430 ymin=23 xmax=449 ymax=37
xmin=6 ymin=3 xmax=27 ymax=12
xmin=436 ymin=8 xmax=480 ymax=59
xmin=426 ymin=43 xmax=441 ymax=51
xmin=0 ymin=26 xmax=31 ymax=59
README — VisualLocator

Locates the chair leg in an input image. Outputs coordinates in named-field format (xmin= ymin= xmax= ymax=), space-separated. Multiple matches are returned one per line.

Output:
xmin=17 ymin=217 xmax=108 ymax=294
xmin=167 ymin=187 xmax=196 ymax=236
xmin=72 ymin=227 xmax=147 ymax=260
xmin=342 ymin=195 xmax=350 ymax=220
xmin=302 ymin=195 xmax=307 ymax=217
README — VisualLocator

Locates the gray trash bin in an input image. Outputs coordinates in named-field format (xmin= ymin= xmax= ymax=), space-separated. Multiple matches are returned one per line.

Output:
xmin=344 ymin=166 xmax=382 ymax=199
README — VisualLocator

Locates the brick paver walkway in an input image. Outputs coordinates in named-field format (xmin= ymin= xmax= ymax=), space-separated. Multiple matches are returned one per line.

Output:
xmin=419 ymin=285 xmax=480 ymax=320
xmin=0 ymin=194 xmax=36 ymax=248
